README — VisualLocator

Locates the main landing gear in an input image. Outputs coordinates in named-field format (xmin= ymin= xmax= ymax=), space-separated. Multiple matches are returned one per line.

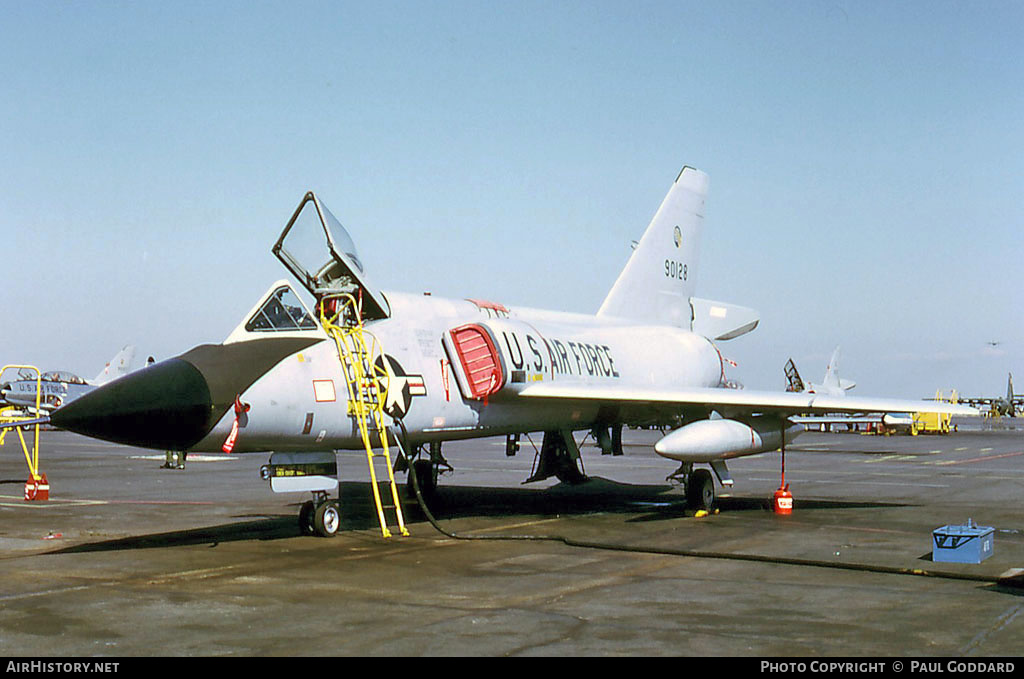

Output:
xmin=668 ymin=463 xmax=716 ymax=512
xmin=525 ymin=430 xmax=588 ymax=485
xmin=396 ymin=441 xmax=452 ymax=505
xmin=299 ymin=491 xmax=341 ymax=538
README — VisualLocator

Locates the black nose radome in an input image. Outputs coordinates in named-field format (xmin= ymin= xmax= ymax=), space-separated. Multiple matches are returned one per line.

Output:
xmin=50 ymin=358 xmax=213 ymax=450
xmin=50 ymin=337 xmax=323 ymax=451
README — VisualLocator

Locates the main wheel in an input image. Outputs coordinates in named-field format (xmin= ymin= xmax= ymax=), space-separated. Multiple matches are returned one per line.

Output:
xmin=298 ymin=500 xmax=316 ymax=535
xmin=407 ymin=459 xmax=438 ymax=502
xmin=686 ymin=468 xmax=715 ymax=512
xmin=313 ymin=501 xmax=341 ymax=538
xmin=554 ymin=455 xmax=588 ymax=485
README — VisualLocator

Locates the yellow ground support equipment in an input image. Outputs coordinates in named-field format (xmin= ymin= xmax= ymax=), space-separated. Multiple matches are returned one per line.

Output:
xmin=912 ymin=389 xmax=958 ymax=435
xmin=0 ymin=365 xmax=48 ymax=500
xmin=320 ymin=293 xmax=409 ymax=539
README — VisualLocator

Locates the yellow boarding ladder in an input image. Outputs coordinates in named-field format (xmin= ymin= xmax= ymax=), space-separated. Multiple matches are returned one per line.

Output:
xmin=320 ymin=294 xmax=409 ymax=538
xmin=0 ymin=365 xmax=45 ymax=493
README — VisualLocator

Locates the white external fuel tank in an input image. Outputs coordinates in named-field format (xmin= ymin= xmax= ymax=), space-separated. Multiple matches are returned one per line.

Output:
xmin=654 ymin=416 xmax=803 ymax=462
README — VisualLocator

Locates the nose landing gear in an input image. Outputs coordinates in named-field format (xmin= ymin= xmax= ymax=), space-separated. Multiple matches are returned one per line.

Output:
xmin=299 ymin=492 xmax=341 ymax=538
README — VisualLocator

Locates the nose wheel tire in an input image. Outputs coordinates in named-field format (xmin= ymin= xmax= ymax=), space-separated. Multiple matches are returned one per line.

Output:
xmin=313 ymin=501 xmax=341 ymax=537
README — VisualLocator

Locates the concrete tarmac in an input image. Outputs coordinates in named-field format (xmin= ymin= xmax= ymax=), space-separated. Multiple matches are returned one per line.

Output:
xmin=0 ymin=425 xmax=1022 ymax=657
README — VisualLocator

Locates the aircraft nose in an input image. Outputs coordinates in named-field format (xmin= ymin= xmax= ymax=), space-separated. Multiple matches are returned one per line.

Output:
xmin=50 ymin=358 xmax=214 ymax=450
xmin=50 ymin=338 xmax=321 ymax=451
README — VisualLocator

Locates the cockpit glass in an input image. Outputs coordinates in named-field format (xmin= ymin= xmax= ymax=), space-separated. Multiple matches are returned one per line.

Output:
xmin=277 ymin=197 xmax=364 ymax=287
xmin=319 ymin=200 xmax=363 ymax=273
xmin=40 ymin=371 xmax=85 ymax=384
xmin=278 ymin=201 xmax=329 ymax=284
xmin=244 ymin=286 xmax=318 ymax=332
xmin=273 ymin=191 xmax=390 ymax=320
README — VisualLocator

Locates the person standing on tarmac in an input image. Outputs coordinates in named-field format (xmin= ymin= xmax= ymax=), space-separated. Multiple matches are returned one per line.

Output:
xmin=162 ymin=450 xmax=187 ymax=469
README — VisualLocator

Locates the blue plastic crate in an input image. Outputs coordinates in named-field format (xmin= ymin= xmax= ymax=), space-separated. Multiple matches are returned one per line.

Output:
xmin=932 ymin=520 xmax=994 ymax=564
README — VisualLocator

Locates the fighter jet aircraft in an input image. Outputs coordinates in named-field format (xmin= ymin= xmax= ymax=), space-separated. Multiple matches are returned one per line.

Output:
xmin=30 ymin=166 xmax=974 ymax=536
xmin=1 ymin=346 xmax=136 ymax=415
xmin=785 ymin=347 xmax=855 ymax=397
xmin=785 ymin=347 xmax=914 ymax=431
xmin=958 ymin=373 xmax=1021 ymax=417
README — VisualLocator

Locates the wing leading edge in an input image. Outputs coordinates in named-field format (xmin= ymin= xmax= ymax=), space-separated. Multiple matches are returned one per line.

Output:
xmin=517 ymin=382 xmax=978 ymax=418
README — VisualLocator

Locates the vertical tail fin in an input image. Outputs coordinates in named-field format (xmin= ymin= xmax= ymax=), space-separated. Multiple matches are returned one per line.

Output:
xmin=822 ymin=346 xmax=856 ymax=392
xmin=822 ymin=347 xmax=842 ymax=390
xmin=93 ymin=345 xmax=136 ymax=385
xmin=597 ymin=166 xmax=708 ymax=327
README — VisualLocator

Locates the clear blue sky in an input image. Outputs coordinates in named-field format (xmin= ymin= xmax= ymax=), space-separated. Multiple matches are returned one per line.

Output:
xmin=1 ymin=1 xmax=1021 ymax=399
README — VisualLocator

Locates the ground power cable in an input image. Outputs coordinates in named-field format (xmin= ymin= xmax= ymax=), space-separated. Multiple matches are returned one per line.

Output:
xmin=393 ymin=425 xmax=1019 ymax=589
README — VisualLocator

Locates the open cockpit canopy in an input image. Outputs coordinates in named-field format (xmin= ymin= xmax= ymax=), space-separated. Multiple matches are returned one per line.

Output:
xmin=272 ymin=192 xmax=390 ymax=321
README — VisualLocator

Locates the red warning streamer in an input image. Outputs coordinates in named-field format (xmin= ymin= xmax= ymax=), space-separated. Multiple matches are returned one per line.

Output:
xmin=222 ymin=396 xmax=251 ymax=453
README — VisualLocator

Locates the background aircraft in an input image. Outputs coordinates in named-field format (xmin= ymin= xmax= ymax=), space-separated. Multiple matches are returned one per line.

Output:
xmin=958 ymin=373 xmax=1021 ymax=417
xmin=785 ymin=347 xmax=915 ymax=431
xmin=785 ymin=346 xmax=855 ymax=397
xmin=1 ymin=345 xmax=136 ymax=415
xmin=30 ymin=166 xmax=974 ymax=536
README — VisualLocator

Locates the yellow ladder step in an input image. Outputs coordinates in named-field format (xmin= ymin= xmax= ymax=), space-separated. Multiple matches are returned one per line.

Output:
xmin=321 ymin=296 xmax=409 ymax=539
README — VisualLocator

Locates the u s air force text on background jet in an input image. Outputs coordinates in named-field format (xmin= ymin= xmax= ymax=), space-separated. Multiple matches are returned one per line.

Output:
xmin=760 ymin=661 xmax=1015 ymax=673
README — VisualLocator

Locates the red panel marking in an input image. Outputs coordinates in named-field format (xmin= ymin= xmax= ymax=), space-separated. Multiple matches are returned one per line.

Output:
xmin=449 ymin=324 xmax=504 ymax=400
xmin=466 ymin=298 xmax=510 ymax=314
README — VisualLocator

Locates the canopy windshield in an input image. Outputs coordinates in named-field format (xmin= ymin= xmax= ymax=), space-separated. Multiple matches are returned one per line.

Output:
xmin=40 ymin=371 xmax=86 ymax=384
xmin=273 ymin=192 xmax=389 ymax=320
xmin=245 ymin=285 xmax=318 ymax=332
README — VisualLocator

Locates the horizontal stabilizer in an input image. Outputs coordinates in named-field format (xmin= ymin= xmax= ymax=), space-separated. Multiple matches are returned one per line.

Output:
xmin=690 ymin=297 xmax=759 ymax=341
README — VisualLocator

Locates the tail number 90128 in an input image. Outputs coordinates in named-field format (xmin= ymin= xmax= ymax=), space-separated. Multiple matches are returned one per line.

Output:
xmin=664 ymin=259 xmax=687 ymax=281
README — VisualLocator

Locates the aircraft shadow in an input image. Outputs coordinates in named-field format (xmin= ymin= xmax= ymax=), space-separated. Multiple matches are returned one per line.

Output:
xmin=985 ymin=583 xmax=1024 ymax=597
xmin=45 ymin=477 xmax=911 ymax=554
xmin=625 ymin=496 xmax=911 ymax=523
xmin=416 ymin=476 xmax=681 ymax=518
xmin=49 ymin=478 xmax=684 ymax=553
xmin=48 ymin=516 xmax=303 ymax=554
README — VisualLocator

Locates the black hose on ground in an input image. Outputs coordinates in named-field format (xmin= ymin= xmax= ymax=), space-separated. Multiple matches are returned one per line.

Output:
xmin=393 ymin=424 xmax=1014 ymax=588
